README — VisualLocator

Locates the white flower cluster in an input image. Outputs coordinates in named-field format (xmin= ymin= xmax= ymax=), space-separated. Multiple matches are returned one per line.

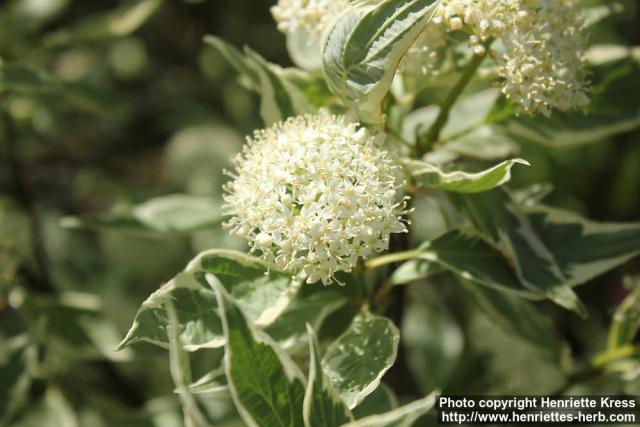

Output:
xmin=271 ymin=0 xmax=589 ymax=115
xmin=496 ymin=0 xmax=590 ymax=115
xmin=223 ymin=113 xmax=408 ymax=285
xmin=396 ymin=0 xmax=515 ymax=77
xmin=405 ymin=0 xmax=589 ymax=115
xmin=431 ymin=0 xmax=520 ymax=54
xmin=271 ymin=0 xmax=349 ymax=36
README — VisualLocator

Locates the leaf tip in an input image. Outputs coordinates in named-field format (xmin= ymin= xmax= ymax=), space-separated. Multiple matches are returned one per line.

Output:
xmin=202 ymin=34 xmax=216 ymax=44
xmin=549 ymin=287 xmax=589 ymax=318
xmin=514 ymin=158 xmax=532 ymax=167
xmin=114 ymin=339 xmax=129 ymax=352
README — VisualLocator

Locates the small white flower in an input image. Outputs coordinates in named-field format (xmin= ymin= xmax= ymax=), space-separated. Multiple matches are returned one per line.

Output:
xmin=223 ymin=112 xmax=408 ymax=285
xmin=473 ymin=45 xmax=487 ymax=56
xmin=449 ymin=16 xmax=463 ymax=30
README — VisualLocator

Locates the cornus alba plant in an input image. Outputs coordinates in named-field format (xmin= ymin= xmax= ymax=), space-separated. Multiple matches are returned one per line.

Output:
xmin=114 ymin=1 xmax=640 ymax=426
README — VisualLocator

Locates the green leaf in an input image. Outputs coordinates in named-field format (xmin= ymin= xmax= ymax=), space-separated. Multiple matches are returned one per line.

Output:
xmin=452 ymin=190 xmax=640 ymax=314
xmin=402 ymin=287 xmax=464 ymax=392
xmin=244 ymin=48 xmax=314 ymax=125
xmin=182 ymin=368 xmax=228 ymax=395
xmin=340 ymin=392 xmax=437 ymax=427
xmin=266 ymin=291 xmax=347 ymax=350
xmin=438 ymin=89 xmax=501 ymax=140
xmin=204 ymin=36 xmax=313 ymax=125
xmin=322 ymin=0 xmax=439 ymax=124
xmin=467 ymin=311 xmax=565 ymax=394
xmin=117 ymin=250 xmax=300 ymax=351
xmin=0 ymin=199 xmax=30 ymax=290
xmin=196 ymin=251 xmax=301 ymax=325
xmin=407 ymin=158 xmax=529 ymax=193
xmin=403 ymin=200 xmax=640 ymax=312
xmin=119 ymin=273 xmax=223 ymax=351
xmin=166 ymin=302 xmax=212 ymax=427
xmin=390 ymin=258 xmax=444 ymax=285
xmin=607 ymin=276 xmax=640 ymax=351
xmin=304 ymin=325 xmax=354 ymax=427
xmin=454 ymin=278 xmax=561 ymax=362
xmin=210 ymin=277 xmax=306 ymax=427
xmin=174 ymin=367 xmax=229 ymax=395
xmin=586 ymin=44 xmax=640 ymax=66
xmin=507 ymin=114 xmax=640 ymax=149
xmin=412 ymin=230 xmax=537 ymax=298
xmin=0 ymin=63 xmax=117 ymax=113
xmin=0 ymin=63 xmax=59 ymax=95
xmin=452 ymin=190 xmax=587 ymax=314
xmin=524 ymin=206 xmax=640 ymax=288
xmin=19 ymin=292 xmax=130 ymax=361
xmin=203 ymin=35 xmax=260 ymax=90
xmin=0 ymin=0 xmax=70 ymax=39
xmin=441 ymin=125 xmax=520 ymax=161
xmin=61 ymin=194 xmax=222 ymax=236
xmin=511 ymin=183 xmax=554 ymax=206
xmin=43 ymin=0 xmax=163 ymax=47
xmin=0 ymin=336 xmax=31 ymax=426
xmin=281 ymin=68 xmax=335 ymax=109
xmin=403 ymin=90 xmax=501 ymax=143
xmin=403 ymin=90 xmax=519 ymax=162
xmin=286 ymin=28 xmax=323 ymax=71
xmin=323 ymin=311 xmax=399 ymax=409
xmin=12 ymin=388 xmax=78 ymax=427
xmin=352 ymin=385 xmax=397 ymax=419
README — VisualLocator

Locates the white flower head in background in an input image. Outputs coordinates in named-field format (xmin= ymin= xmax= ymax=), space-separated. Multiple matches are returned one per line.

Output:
xmin=223 ymin=112 xmax=408 ymax=285
xmin=402 ymin=0 xmax=589 ymax=115
xmin=496 ymin=0 xmax=590 ymax=116
xmin=271 ymin=0 xmax=349 ymax=36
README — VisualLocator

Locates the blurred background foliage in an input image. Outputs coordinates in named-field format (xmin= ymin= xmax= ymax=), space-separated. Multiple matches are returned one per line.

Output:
xmin=0 ymin=0 xmax=639 ymax=426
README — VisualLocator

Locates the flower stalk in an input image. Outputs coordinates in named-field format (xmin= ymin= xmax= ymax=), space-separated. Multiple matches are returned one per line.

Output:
xmin=417 ymin=38 xmax=492 ymax=156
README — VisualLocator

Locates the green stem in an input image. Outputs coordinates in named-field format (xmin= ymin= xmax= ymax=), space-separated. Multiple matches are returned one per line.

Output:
xmin=365 ymin=249 xmax=423 ymax=269
xmin=592 ymin=344 xmax=639 ymax=368
xmin=552 ymin=344 xmax=640 ymax=396
xmin=417 ymin=39 xmax=493 ymax=156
